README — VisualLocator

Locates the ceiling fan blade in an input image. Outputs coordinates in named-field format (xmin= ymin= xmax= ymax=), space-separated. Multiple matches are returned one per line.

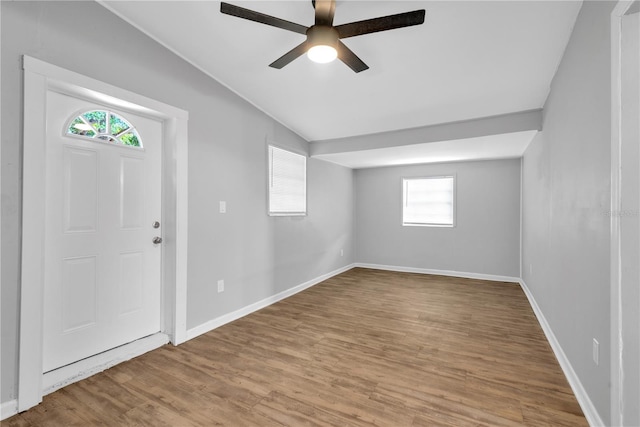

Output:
xmin=335 ymin=10 xmax=426 ymax=39
xmin=269 ymin=42 xmax=309 ymax=69
xmin=337 ymin=41 xmax=369 ymax=73
xmin=314 ymin=0 xmax=336 ymax=26
xmin=220 ymin=2 xmax=308 ymax=35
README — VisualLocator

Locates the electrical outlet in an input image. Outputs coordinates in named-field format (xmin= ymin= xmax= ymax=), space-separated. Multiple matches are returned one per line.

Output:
xmin=217 ymin=279 xmax=224 ymax=293
xmin=593 ymin=338 xmax=599 ymax=366
xmin=219 ymin=201 xmax=226 ymax=214
xmin=340 ymin=249 xmax=344 ymax=257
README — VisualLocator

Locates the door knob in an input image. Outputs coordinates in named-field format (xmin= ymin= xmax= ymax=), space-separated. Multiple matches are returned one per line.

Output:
xmin=153 ymin=236 xmax=162 ymax=244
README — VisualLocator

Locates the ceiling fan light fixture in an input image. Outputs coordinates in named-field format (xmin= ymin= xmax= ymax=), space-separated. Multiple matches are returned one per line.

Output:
xmin=306 ymin=25 xmax=339 ymax=64
xmin=307 ymin=44 xmax=337 ymax=63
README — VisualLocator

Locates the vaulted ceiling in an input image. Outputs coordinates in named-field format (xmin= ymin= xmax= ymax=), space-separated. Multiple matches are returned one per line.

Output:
xmin=100 ymin=1 xmax=582 ymax=167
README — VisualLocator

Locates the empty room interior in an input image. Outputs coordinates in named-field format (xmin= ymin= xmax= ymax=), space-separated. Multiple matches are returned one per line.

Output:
xmin=1 ymin=0 xmax=639 ymax=426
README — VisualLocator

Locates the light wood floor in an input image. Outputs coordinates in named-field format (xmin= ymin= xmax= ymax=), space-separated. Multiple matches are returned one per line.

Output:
xmin=6 ymin=268 xmax=587 ymax=426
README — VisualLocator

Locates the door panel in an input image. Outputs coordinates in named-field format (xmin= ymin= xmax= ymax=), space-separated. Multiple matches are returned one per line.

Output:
xmin=119 ymin=252 xmax=144 ymax=315
xmin=63 ymin=147 xmax=98 ymax=233
xmin=61 ymin=256 xmax=98 ymax=332
xmin=121 ymin=157 xmax=145 ymax=229
xmin=43 ymin=90 xmax=162 ymax=373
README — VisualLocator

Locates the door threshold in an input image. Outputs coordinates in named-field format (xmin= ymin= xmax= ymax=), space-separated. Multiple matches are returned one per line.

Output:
xmin=42 ymin=332 xmax=170 ymax=396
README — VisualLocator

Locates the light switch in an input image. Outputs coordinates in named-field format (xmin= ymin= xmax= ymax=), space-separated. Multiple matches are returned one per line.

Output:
xmin=219 ymin=201 xmax=226 ymax=214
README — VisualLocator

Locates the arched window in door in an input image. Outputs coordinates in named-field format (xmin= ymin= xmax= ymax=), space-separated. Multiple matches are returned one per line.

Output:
xmin=66 ymin=110 xmax=142 ymax=148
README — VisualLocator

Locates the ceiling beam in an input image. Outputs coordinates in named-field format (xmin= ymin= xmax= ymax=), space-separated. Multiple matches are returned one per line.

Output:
xmin=309 ymin=109 xmax=542 ymax=156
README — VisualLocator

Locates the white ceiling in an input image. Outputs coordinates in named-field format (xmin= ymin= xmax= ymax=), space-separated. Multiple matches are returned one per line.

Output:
xmin=100 ymin=0 xmax=581 ymax=167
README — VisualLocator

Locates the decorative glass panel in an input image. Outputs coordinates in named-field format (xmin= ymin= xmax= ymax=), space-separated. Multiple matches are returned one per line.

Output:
xmin=120 ymin=132 xmax=141 ymax=147
xmin=110 ymin=114 xmax=130 ymax=135
xmin=66 ymin=110 xmax=142 ymax=148
xmin=68 ymin=117 xmax=93 ymax=136
xmin=82 ymin=111 xmax=107 ymax=134
xmin=97 ymin=135 xmax=112 ymax=142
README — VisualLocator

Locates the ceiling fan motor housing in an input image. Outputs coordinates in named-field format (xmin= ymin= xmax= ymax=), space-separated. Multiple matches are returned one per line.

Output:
xmin=307 ymin=25 xmax=339 ymax=50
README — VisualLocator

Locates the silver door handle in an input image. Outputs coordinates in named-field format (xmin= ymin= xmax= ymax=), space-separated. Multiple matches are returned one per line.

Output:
xmin=153 ymin=237 xmax=162 ymax=244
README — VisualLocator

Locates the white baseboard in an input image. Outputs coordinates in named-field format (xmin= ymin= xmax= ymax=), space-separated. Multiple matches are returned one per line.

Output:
xmin=354 ymin=263 xmax=520 ymax=283
xmin=1 ymin=399 xmax=18 ymax=421
xmin=519 ymin=279 xmax=604 ymax=427
xmin=42 ymin=332 xmax=170 ymax=396
xmin=186 ymin=263 xmax=355 ymax=341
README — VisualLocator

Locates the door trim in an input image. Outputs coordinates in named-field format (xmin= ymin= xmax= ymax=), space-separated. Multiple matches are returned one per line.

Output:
xmin=18 ymin=56 xmax=189 ymax=412
xmin=610 ymin=2 xmax=635 ymax=426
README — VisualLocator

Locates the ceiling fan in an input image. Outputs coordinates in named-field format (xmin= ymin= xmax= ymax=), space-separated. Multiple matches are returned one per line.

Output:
xmin=220 ymin=1 xmax=426 ymax=73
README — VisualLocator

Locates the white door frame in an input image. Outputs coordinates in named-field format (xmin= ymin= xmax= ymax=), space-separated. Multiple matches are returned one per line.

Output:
xmin=18 ymin=56 xmax=189 ymax=412
xmin=611 ymin=2 xmax=636 ymax=425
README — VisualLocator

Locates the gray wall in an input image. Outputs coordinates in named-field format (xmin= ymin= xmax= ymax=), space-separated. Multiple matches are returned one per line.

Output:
xmin=1 ymin=1 xmax=354 ymax=403
xmin=355 ymin=159 xmax=521 ymax=278
xmin=521 ymin=1 xmax=614 ymax=423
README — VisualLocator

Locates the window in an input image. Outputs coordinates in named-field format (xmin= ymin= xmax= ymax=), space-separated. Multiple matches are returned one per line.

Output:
xmin=403 ymin=176 xmax=455 ymax=227
xmin=66 ymin=110 xmax=142 ymax=148
xmin=268 ymin=145 xmax=307 ymax=216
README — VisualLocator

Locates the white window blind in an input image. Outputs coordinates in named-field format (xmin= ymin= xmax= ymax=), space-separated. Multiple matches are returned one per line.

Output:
xmin=403 ymin=176 xmax=454 ymax=226
xmin=269 ymin=145 xmax=307 ymax=216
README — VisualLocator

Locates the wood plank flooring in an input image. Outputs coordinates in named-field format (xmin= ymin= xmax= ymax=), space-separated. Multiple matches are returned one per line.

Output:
xmin=6 ymin=268 xmax=587 ymax=426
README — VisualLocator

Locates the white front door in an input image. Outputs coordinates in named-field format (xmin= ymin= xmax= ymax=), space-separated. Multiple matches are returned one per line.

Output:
xmin=43 ymin=90 xmax=163 ymax=372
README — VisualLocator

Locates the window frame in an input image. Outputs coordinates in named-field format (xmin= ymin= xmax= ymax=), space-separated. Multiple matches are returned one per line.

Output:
xmin=267 ymin=144 xmax=307 ymax=217
xmin=401 ymin=175 xmax=456 ymax=228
